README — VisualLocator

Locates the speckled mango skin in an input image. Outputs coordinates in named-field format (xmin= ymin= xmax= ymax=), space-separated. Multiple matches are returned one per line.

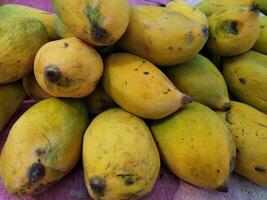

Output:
xmin=164 ymin=54 xmax=230 ymax=111
xmin=252 ymin=16 xmax=267 ymax=54
xmin=83 ymin=108 xmax=160 ymax=200
xmin=52 ymin=0 xmax=130 ymax=46
xmin=54 ymin=16 xmax=74 ymax=39
xmin=0 ymin=4 xmax=58 ymax=40
xmin=118 ymin=5 xmax=209 ymax=66
xmin=23 ymin=73 xmax=51 ymax=101
xmin=0 ymin=17 xmax=49 ymax=84
xmin=0 ymin=82 xmax=25 ymax=133
xmin=150 ymin=102 xmax=236 ymax=191
xmin=217 ymin=101 xmax=267 ymax=186
xmin=207 ymin=6 xmax=260 ymax=56
xmin=196 ymin=0 xmax=255 ymax=17
xmin=34 ymin=37 xmax=103 ymax=98
xmin=102 ymin=53 xmax=192 ymax=120
xmin=222 ymin=51 xmax=267 ymax=114
xmin=0 ymin=98 xmax=88 ymax=196
xmin=166 ymin=0 xmax=208 ymax=26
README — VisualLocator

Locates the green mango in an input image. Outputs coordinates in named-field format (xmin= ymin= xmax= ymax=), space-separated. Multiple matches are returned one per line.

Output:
xmin=255 ymin=0 xmax=267 ymax=15
xmin=165 ymin=54 xmax=230 ymax=111
xmin=252 ymin=16 xmax=267 ymax=54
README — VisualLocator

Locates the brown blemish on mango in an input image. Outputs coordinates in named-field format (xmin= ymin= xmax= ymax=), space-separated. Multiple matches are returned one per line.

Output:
xmin=255 ymin=166 xmax=266 ymax=173
xmin=28 ymin=163 xmax=45 ymax=184
xmin=89 ymin=176 xmax=106 ymax=197
xmin=239 ymin=78 xmax=247 ymax=84
xmin=44 ymin=64 xmax=62 ymax=83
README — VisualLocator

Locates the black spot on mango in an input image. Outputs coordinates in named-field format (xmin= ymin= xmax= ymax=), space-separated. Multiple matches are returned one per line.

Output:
xmin=202 ymin=25 xmax=209 ymax=38
xmin=44 ymin=65 xmax=62 ymax=83
xmin=89 ymin=176 xmax=106 ymax=197
xmin=255 ymin=166 xmax=266 ymax=173
xmin=239 ymin=78 xmax=247 ymax=84
xmin=28 ymin=163 xmax=45 ymax=184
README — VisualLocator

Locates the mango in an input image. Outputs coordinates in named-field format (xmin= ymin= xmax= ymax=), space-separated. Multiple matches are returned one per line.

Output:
xmin=217 ymin=101 xmax=267 ymax=186
xmin=222 ymin=51 xmax=267 ymax=114
xmin=252 ymin=16 xmax=267 ymax=54
xmin=85 ymin=84 xmax=116 ymax=115
xmin=0 ymin=16 xmax=49 ymax=84
xmin=118 ymin=5 xmax=209 ymax=66
xmin=166 ymin=0 xmax=208 ymax=26
xmin=0 ymin=4 xmax=58 ymax=40
xmin=0 ymin=98 xmax=88 ymax=196
xmin=0 ymin=82 xmax=25 ymax=133
xmin=150 ymin=102 xmax=236 ymax=191
xmin=165 ymin=54 xmax=230 ymax=111
xmin=52 ymin=0 xmax=130 ymax=46
xmin=34 ymin=37 xmax=103 ymax=98
xmin=102 ymin=53 xmax=192 ymax=120
xmin=255 ymin=0 xmax=267 ymax=15
xmin=23 ymin=73 xmax=51 ymax=101
xmin=207 ymin=6 xmax=260 ymax=56
xmin=54 ymin=15 xmax=74 ymax=39
xmin=196 ymin=0 xmax=255 ymax=17
xmin=83 ymin=108 xmax=160 ymax=200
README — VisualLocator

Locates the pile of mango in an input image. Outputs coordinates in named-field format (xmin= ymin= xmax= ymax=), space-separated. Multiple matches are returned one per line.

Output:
xmin=0 ymin=0 xmax=267 ymax=199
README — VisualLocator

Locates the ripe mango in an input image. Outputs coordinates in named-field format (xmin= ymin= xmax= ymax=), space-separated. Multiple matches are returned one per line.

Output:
xmin=118 ymin=5 xmax=209 ymax=66
xmin=85 ymin=84 xmax=116 ymax=115
xmin=52 ymin=0 xmax=130 ymax=46
xmin=166 ymin=0 xmax=208 ymax=26
xmin=0 ymin=82 xmax=25 ymax=133
xmin=252 ymin=16 xmax=267 ymax=54
xmin=207 ymin=6 xmax=260 ymax=56
xmin=196 ymin=0 xmax=255 ymax=17
xmin=54 ymin=16 xmax=74 ymax=39
xmin=255 ymin=0 xmax=267 ymax=15
xmin=164 ymin=54 xmax=230 ymax=111
xmin=217 ymin=101 xmax=267 ymax=186
xmin=150 ymin=102 xmax=236 ymax=191
xmin=0 ymin=16 xmax=49 ymax=84
xmin=83 ymin=108 xmax=160 ymax=200
xmin=23 ymin=73 xmax=51 ymax=101
xmin=102 ymin=53 xmax=192 ymax=120
xmin=0 ymin=98 xmax=88 ymax=196
xmin=34 ymin=37 xmax=103 ymax=98
xmin=222 ymin=51 xmax=267 ymax=114
xmin=0 ymin=4 xmax=58 ymax=40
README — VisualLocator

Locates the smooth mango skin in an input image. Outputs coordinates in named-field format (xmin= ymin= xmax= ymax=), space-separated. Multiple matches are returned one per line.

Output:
xmin=0 ymin=82 xmax=25 ymax=133
xmin=0 ymin=16 xmax=49 ymax=84
xmin=255 ymin=0 xmax=267 ymax=15
xmin=150 ymin=102 xmax=236 ymax=190
xmin=0 ymin=98 xmax=88 ymax=196
xmin=0 ymin=4 xmax=58 ymax=40
xmin=84 ymin=84 xmax=116 ymax=115
xmin=23 ymin=73 xmax=51 ymax=101
xmin=55 ymin=16 xmax=74 ymax=39
xmin=222 ymin=51 xmax=267 ymax=114
xmin=196 ymin=0 xmax=255 ymax=17
xmin=52 ymin=0 xmax=130 ymax=46
xmin=252 ymin=16 xmax=267 ymax=54
xmin=118 ymin=5 xmax=209 ymax=66
xmin=166 ymin=0 xmax=208 ymax=26
xmin=164 ymin=54 xmax=230 ymax=111
xmin=83 ymin=108 xmax=160 ymax=200
xmin=34 ymin=37 xmax=103 ymax=98
xmin=102 ymin=53 xmax=192 ymax=120
xmin=207 ymin=6 xmax=260 ymax=56
xmin=217 ymin=101 xmax=267 ymax=186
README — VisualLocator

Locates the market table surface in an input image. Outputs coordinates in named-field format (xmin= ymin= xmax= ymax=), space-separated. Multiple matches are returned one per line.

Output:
xmin=0 ymin=0 xmax=267 ymax=199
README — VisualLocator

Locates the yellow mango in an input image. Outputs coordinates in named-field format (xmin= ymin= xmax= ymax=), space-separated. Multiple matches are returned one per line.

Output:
xmin=23 ymin=73 xmax=51 ymax=101
xmin=118 ymin=5 xmax=209 ymax=66
xmin=0 ymin=82 xmax=25 ymax=133
xmin=52 ymin=0 xmax=130 ymax=46
xmin=0 ymin=16 xmax=49 ymax=84
xmin=222 ymin=51 xmax=267 ymax=114
xmin=150 ymin=102 xmax=236 ymax=191
xmin=34 ymin=37 xmax=103 ymax=98
xmin=252 ymin=16 xmax=267 ymax=54
xmin=166 ymin=0 xmax=208 ymax=25
xmin=207 ymin=6 xmax=260 ymax=56
xmin=0 ymin=4 xmax=58 ymax=40
xmin=196 ymin=0 xmax=255 ymax=17
xmin=165 ymin=54 xmax=230 ymax=111
xmin=83 ymin=108 xmax=160 ymax=200
xmin=0 ymin=98 xmax=88 ymax=196
xmin=54 ymin=15 xmax=74 ymax=39
xmin=217 ymin=101 xmax=267 ymax=186
xmin=102 ymin=53 xmax=192 ymax=120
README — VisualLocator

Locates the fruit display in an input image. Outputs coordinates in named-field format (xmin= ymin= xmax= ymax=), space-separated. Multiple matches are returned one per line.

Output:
xmin=0 ymin=0 xmax=267 ymax=199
